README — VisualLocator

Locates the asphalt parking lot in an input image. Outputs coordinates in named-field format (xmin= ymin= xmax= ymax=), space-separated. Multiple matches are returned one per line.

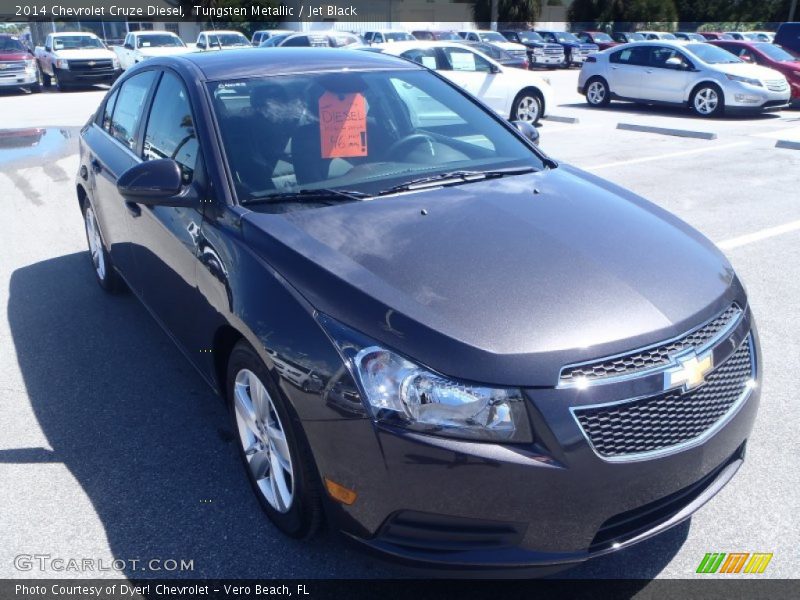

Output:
xmin=1 ymin=69 xmax=799 ymax=581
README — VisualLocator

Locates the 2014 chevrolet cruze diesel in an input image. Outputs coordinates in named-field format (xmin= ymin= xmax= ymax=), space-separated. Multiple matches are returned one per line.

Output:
xmin=76 ymin=49 xmax=760 ymax=570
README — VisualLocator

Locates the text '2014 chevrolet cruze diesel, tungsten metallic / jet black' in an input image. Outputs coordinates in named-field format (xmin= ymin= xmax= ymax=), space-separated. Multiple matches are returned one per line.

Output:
xmin=76 ymin=48 xmax=760 ymax=571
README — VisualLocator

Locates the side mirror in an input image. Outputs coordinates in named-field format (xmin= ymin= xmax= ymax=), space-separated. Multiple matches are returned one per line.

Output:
xmin=512 ymin=120 xmax=540 ymax=145
xmin=124 ymin=43 xmax=133 ymax=50
xmin=197 ymin=42 xmax=206 ymax=49
xmin=665 ymin=56 xmax=684 ymax=68
xmin=490 ymin=63 xmax=501 ymax=74
xmin=117 ymin=159 xmax=196 ymax=206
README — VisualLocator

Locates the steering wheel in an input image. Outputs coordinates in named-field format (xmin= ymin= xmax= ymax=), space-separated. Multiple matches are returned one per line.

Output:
xmin=386 ymin=133 xmax=436 ymax=159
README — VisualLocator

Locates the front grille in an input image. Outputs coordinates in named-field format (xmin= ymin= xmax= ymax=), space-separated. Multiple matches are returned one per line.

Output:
xmin=544 ymin=45 xmax=562 ymax=54
xmin=377 ymin=510 xmax=526 ymax=552
xmin=67 ymin=59 xmax=114 ymax=72
xmin=765 ymin=79 xmax=788 ymax=92
xmin=0 ymin=60 xmax=26 ymax=74
xmin=574 ymin=336 xmax=753 ymax=459
xmin=560 ymin=304 xmax=742 ymax=383
xmin=507 ymin=49 xmax=527 ymax=58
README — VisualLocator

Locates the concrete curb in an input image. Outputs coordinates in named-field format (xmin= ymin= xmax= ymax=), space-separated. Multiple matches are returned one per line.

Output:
xmin=775 ymin=140 xmax=800 ymax=150
xmin=617 ymin=123 xmax=717 ymax=140
xmin=543 ymin=115 xmax=580 ymax=124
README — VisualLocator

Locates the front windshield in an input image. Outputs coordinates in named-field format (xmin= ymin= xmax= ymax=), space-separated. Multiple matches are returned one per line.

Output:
xmin=0 ymin=37 xmax=25 ymax=52
xmin=137 ymin=34 xmax=184 ymax=48
xmin=661 ymin=33 xmax=678 ymax=40
xmin=685 ymin=43 xmax=741 ymax=64
xmin=261 ymin=34 xmax=290 ymax=47
xmin=592 ymin=33 xmax=613 ymax=42
xmin=554 ymin=32 xmax=579 ymax=43
xmin=756 ymin=43 xmax=799 ymax=61
xmin=209 ymin=33 xmax=249 ymax=47
xmin=437 ymin=32 xmax=461 ymax=41
xmin=517 ymin=32 xmax=544 ymax=42
xmin=478 ymin=32 xmax=506 ymax=42
xmin=474 ymin=43 xmax=503 ymax=59
xmin=53 ymin=36 xmax=104 ymax=50
xmin=385 ymin=32 xmax=415 ymax=42
xmin=210 ymin=70 xmax=545 ymax=208
xmin=628 ymin=33 xmax=645 ymax=41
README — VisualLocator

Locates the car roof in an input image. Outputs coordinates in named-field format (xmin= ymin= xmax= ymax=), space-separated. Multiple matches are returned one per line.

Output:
xmin=133 ymin=30 xmax=178 ymax=36
xmin=202 ymin=30 xmax=245 ymax=35
xmin=174 ymin=47 xmax=421 ymax=80
xmin=52 ymin=31 xmax=100 ymax=37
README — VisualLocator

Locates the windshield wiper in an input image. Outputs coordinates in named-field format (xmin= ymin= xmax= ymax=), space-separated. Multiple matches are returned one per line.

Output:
xmin=245 ymin=188 xmax=370 ymax=206
xmin=375 ymin=166 xmax=537 ymax=196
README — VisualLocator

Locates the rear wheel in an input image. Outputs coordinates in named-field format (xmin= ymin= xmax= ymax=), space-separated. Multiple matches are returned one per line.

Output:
xmin=585 ymin=77 xmax=610 ymax=107
xmin=691 ymin=83 xmax=724 ymax=117
xmin=82 ymin=201 xmax=123 ymax=293
xmin=53 ymin=69 xmax=70 ymax=92
xmin=227 ymin=341 xmax=323 ymax=538
xmin=511 ymin=90 xmax=543 ymax=125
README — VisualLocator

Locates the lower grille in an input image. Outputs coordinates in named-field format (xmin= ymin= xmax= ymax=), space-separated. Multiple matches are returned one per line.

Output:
xmin=0 ymin=61 xmax=26 ymax=73
xmin=574 ymin=335 xmax=754 ymax=459
xmin=765 ymin=79 xmax=788 ymax=92
xmin=376 ymin=510 xmax=526 ymax=552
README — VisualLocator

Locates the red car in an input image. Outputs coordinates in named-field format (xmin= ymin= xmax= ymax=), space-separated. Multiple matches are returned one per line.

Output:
xmin=0 ymin=34 xmax=40 ymax=93
xmin=576 ymin=31 xmax=620 ymax=50
xmin=711 ymin=40 xmax=800 ymax=100
xmin=700 ymin=32 xmax=724 ymax=40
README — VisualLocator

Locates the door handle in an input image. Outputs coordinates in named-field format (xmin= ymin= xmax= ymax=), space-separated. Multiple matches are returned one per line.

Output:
xmin=90 ymin=158 xmax=102 ymax=173
xmin=646 ymin=69 xmax=653 ymax=74
xmin=125 ymin=201 xmax=141 ymax=217
xmin=610 ymin=66 xmax=618 ymax=70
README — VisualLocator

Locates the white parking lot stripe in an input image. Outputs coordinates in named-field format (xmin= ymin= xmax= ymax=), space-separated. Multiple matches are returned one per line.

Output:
xmin=718 ymin=219 xmax=800 ymax=250
xmin=585 ymin=142 xmax=750 ymax=170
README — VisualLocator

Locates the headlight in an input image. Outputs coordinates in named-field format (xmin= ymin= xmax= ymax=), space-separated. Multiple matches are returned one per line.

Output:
xmin=726 ymin=74 xmax=762 ymax=87
xmin=533 ymin=48 xmax=545 ymax=55
xmin=319 ymin=315 xmax=532 ymax=442
xmin=112 ymin=57 xmax=120 ymax=68
xmin=54 ymin=58 xmax=69 ymax=70
xmin=25 ymin=59 xmax=36 ymax=70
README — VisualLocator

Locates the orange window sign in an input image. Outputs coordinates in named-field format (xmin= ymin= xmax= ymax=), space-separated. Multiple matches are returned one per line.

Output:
xmin=318 ymin=91 xmax=368 ymax=158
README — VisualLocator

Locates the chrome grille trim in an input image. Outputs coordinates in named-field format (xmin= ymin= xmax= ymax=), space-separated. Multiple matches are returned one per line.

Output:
xmin=559 ymin=304 xmax=743 ymax=387
xmin=0 ymin=60 xmax=26 ymax=73
xmin=571 ymin=335 xmax=755 ymax=462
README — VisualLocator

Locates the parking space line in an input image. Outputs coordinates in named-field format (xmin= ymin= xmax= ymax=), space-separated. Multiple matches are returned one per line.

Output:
xmin=717 ymin=219 xmax=800 ymax=250
xmin=617 ymin=123 xmax=717 ymax=140
xmin=585 ymin=142 xmax=750 ymax=171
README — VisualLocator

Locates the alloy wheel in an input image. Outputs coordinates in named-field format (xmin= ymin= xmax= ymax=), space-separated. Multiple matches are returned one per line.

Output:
xmin=587 ymin=81 xmax=606 ymax=105
xmin=84 ymin=205 xmax=106 ymax=280
xmin=233 ymin=369 xmax=294 ymax=513
xmin=515 ymin=96 xmax=540 ymax=123
xmin=694 ymin=88 xmax=719 ymax=115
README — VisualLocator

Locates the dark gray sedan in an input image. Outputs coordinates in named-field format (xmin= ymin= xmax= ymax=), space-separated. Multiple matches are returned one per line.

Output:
xmin=76 ymin=48 xmax=760 ymax=570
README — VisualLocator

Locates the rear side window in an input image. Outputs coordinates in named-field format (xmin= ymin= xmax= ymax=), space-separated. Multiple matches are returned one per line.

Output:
xmin=401 ymin=47 xmax=440 ymax=69
xmin=143 ymin=72 xmax=198 ymax=183
xmin=610 ymin=46 xmax=650 ymax=66
xmin=110 ymin=70 xmax=157 ymax=151
xmin=101 ymin=88 xmax=119 ymax=132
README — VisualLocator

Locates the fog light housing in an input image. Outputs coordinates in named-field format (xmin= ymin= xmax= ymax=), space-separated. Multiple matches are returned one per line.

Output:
xmin=734 ymin=94 xmax=761 ymax=104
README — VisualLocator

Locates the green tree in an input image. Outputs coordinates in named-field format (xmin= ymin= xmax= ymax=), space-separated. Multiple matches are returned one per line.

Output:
xmin=568 ymin=0 xmax=678 ymax=29
xmin=473 ymin=0 xmax=543 ymax=28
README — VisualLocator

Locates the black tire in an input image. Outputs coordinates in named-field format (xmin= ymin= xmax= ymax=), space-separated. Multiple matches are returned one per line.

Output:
xmin=585 ymin=76 xmax=611 ymax=107
xmin=690 ymin=83 xmax=724 ymax=118
xmin=226 ymin=341 xmax=323 ymax=539
xmin=53 ymin=69 xmax=70 ymax=92
xmin=81 ymin=200 xmax=124 ymax=293
xmin=510 ymin=89 xmax=543 ymax=125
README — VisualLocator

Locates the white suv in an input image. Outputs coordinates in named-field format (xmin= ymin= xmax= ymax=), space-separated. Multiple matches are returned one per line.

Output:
xmin=578 ymin=40 xmax=790 ymax=116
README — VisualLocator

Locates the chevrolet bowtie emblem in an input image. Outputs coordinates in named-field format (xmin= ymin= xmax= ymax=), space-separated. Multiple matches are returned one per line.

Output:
xmin=665 ymin=351 xmax=714 ymax=391
xmin=88 ymin=61 xmax=96 ymax=66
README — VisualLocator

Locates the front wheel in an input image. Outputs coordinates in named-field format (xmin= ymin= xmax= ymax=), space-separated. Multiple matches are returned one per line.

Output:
xmin=227 ymin=341 xmax=323 ymax=538
xmin=691 ymin=84 xmax=724 ymax=117
xmin=511 ymin=90 xmax=543 ymax=125
xmin=585 ymin=77 xmax=610 ymax=107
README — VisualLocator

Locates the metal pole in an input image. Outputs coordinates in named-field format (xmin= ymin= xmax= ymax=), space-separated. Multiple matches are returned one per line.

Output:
xmin=490 ymin=0 xmax=499 ymax=30
xmin=790 ymin=0 xmax=798 ymax=22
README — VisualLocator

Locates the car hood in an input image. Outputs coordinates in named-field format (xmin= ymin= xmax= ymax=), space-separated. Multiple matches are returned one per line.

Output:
xmin=491 ymin=41 xmax=528 ymax=52
xmin=136 ymin=46 xmax=193 ymax=57
xmin=50 ymin=48 xmax=116 ymax=59
xmin=241 ymin=166 xmax=742 ymax=386
xmin=712 ymin=62 xmax=786 ymax=80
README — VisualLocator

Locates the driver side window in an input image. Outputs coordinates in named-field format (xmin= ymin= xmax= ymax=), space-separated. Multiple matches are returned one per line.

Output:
xmin=441 ymin=47 xmax=493 ymax=72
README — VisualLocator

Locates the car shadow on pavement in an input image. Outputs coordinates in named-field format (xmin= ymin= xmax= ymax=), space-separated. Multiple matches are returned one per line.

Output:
xmin=7 ymin=251 xmax=400 ymax=579
xmin=559 ymin=101 xmax=785 ymax=121
xmin=7 ymin=252 xmax=687 ymax=581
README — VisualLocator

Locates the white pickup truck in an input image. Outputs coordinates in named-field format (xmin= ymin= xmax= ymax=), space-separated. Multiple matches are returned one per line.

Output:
xmin=195 ymin=30 xmax=251 ymax=51
xmin=34 ymin=32 xmax=121 ymax=90
xmin=113 ymin=31 xmax=193 ymax=70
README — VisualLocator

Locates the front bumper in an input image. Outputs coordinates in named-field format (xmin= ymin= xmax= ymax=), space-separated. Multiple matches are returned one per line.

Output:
xmin=723 ymin=83 xmax=791 ymax=112
xmin=0 ymin=71 xmax=37 ymax=87
xmin=55 ymin=67 xmax=121 ymax=85
xmin=308 ymin=310 xmax=761 ymax=569
xmin=530 ymin=54 xmax=564 ymax=66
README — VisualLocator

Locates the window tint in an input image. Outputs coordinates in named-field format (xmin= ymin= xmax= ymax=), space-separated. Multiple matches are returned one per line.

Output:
xmin=282 ymin=35 xmax=310 ymax=47
xmin=143 ymin=72 xmax=198 ymax=183
xmin=651 ymin=46 xmax=689 ymax=68
xmin=610 ymin=46 xmax=651 ymax=66
xmin=401 ymin=47 xmax=439 ymax=69
xmin=110 ymin=71 xmax=156 ymax=150
xmin=101 ymin=88 xmax=119 ymax=132
xmin=441 ymin=47 xmax=493 ymax=72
